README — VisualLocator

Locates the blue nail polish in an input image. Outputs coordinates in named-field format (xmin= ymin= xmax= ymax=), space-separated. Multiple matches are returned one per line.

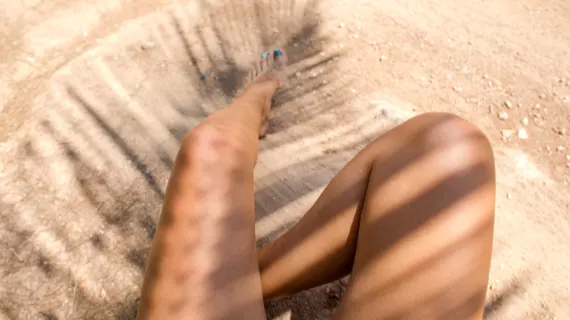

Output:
xmin=261 ymin=53 xmax=266 ymax=59
xmin=274 ymin=49 xmax=281 ymax=56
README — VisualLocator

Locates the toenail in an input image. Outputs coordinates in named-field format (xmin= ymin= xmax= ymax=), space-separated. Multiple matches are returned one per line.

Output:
xmin=261 ymin=53 xmax=266 ymax=59
xmin=274 ymin=49 xmax=281 ymax=56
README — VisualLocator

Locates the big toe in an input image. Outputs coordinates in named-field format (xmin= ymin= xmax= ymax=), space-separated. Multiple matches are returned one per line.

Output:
xmin=273 ymin=49 xmax=288 ymax=69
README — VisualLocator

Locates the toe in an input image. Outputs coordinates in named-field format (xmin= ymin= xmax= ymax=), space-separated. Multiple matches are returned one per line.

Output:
xmin=261 ymin=51 xmax=271 ymax=70
xmin=267 ymin=51 xmax=275 ymax=69
xmin=273 ymin=49 xmax=288 ymax=68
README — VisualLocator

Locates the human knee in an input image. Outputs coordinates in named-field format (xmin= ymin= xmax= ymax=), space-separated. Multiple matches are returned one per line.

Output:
xmin=408 ymin=112 xmax=494 ymax=165
xmin=179 ymin=124 xmax=248 ymax=170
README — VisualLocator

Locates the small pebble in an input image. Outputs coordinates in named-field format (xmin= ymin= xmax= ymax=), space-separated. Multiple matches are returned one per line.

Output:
xmin=566 ymin=155 xmax=570 ymax=161
xmin=140 ymin=41 xmax=155 ymax=50
xmin=506 ymin=193 xmax=513 ymax=200
xmin=380 ymin=55 xmax=387 ymax=62
xmin=501 ymin=129 xmax=514 ymax=138
xmin=339 ymin=22 xmax=345 ymax=28
xmin=353 ymin=34 xmax=359 ymax=39
xmin=557 ymin=146 xmax=565 ymax=152
xmin=350 ymin=88 xmax=356 ymax=93
xmin=521 ymin=117 xmax=529 ymax=126
xmin=293 ymin=43 xmax=299 ymax=48
xmin=483 ymin=74 xmax=489 ymax=79
xmin=498 ymin=112 xmax=509 ymax=120
xmin=517 ymin=128 xmax=529 ymax=140
xmin=539 ymin=93 xmax=546 ymax=99
xmin=320 ymin=52 xmax=325 ymax=57
xmin=505 ymin=100 xmax=513 ymax=109
xmin=453 ymin=86 xmax=463 ymax=92
xmin=556 ymin=128 xmax=566 ymax=136
xmin=295 ymin=71 xmax=302 ymax=78
xmin=567 ymin=163 xmax=570 ymax=168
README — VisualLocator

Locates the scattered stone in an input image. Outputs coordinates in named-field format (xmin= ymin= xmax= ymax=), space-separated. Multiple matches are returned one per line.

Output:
xmin=453 ymin=86 xmax=463 ymax=92
xmin=506 ymin=193 xmax=513 ymax=200
xmin=380 ymin=55 xmax=387 ymax=62
xmin=140 ymin=41 xmax=155 ymax=50
xmin=295 ymin=71 xmax=302 ymax=78
xmin=557 ymin=146 xmax=565 ymax=152
xmin=272 ymin=28 xmax=278 ymax=33
xmin=534 ymin=103 xmax=541 ymax=109
xmin=498 ymin=111 xmax=509 ymax=120
xmin=556 ymin=128 xmax=566 ymax=136
xmin=353 ymin=34 xmax=359 ymax=39
xmin=350 ymin=88 xmax=356 ymax=93
xmin=501 ymin=129 xmax=515 ymax=138
xmin=521 ymin=117 xmax=529 ymax=126
xmin=567 ymin=163 xmax=570 ymax=168
xmin=323 ymin=147 xmax=339 ymax=154
xmin=504 ymin=100 xmax=513 ymax=109
xmin=517 ymin=128 xmax=529 ymax=140
xmin=320 ymin=52 xmax=325 ymax=57
xmin=483 ymin=74 xmax=489 ymax=79
xmin=339 ymin=22 xmax=345 ymax=28
xmin=293 ymin=43 xmax=299 ymax=47
xmin=566 ymin=155 xmax=570 ymax=161
xmin=539 ymin=93 xmax=546 ymax=99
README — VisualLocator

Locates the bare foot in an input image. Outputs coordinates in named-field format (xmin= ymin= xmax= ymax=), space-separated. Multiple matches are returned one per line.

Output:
xmin=246 ymin=49 xmax=288 ymax=138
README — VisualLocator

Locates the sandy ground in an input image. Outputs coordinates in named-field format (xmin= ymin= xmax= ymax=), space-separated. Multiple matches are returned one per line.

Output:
xmin=1 ymin=0 xmax=570 ymax=319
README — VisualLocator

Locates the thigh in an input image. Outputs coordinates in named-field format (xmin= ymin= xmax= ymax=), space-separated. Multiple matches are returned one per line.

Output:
xmin=137 ymin=125 xmax=266 ymax=320
xmin=334 ymin=114 xmax=495 ymax=320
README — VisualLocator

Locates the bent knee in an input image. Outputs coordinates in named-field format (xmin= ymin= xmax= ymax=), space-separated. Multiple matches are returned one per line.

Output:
xmin=179 ymin=124 xmax=249 ymax=170
xmin=406 ymin=112 xmax=494 ymax=166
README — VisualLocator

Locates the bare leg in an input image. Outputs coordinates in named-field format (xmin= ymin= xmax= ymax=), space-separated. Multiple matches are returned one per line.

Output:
xmin=258 ymin=113 xmax=495 ymax=319
xmin=136 ymin=50 xmax=287 ymax=320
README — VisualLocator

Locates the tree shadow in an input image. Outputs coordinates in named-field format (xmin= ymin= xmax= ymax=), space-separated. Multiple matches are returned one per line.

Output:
xmin=0 ymin=1 xmax=522 ymax=320
xmin=0 ymin=0 xmax=351 ymax=318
